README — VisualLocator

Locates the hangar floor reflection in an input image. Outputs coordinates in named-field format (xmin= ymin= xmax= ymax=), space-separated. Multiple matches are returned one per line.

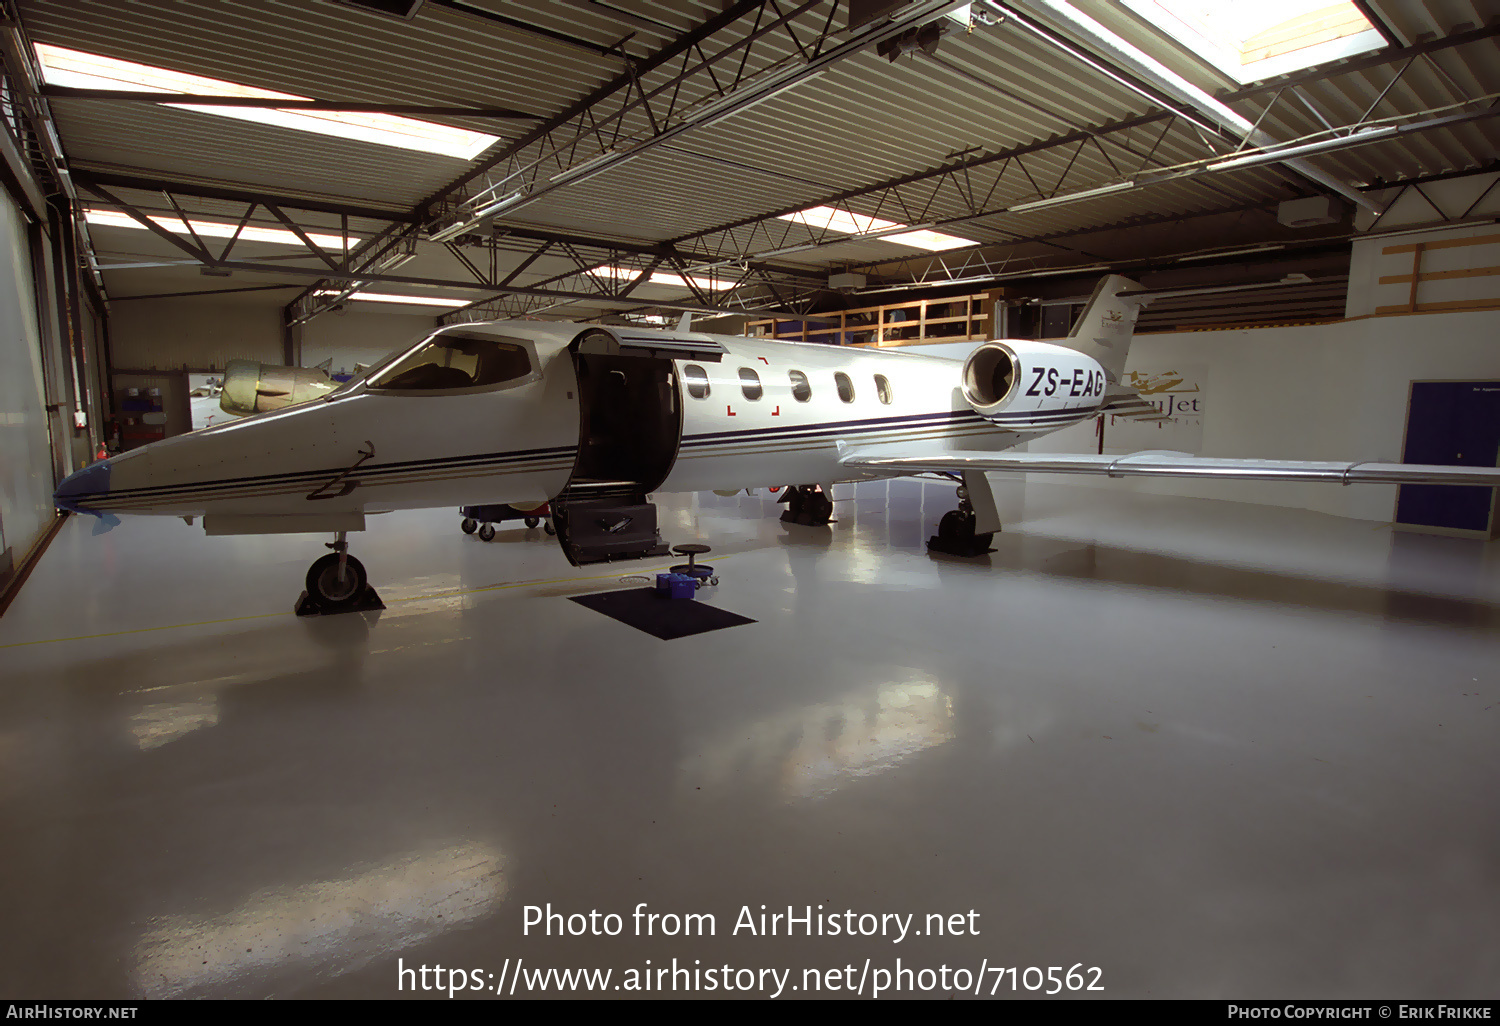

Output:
xmin=1 ymin=480 xmax=1497 ymax=998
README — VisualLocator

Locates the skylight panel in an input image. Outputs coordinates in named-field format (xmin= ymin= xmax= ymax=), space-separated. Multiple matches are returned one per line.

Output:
xmin=779 ymin=205 xmax=904 ymax=236
xmin=84 ymin=208 xmax=355 ymax=250
xmin=592 ymin=265 xmax=732 ymax=292
xmin=1122 ymin=1 xmax=1383 ymax=83
xmin=775 ymin=205 xmax=974 ymax=252
xmin=35 ymin=44 xmax=499 ymax=160
xmin=881 ymin=229 xmax=975 ymax=252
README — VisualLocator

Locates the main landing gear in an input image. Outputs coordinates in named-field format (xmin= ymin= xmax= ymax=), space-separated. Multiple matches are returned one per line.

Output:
xmin=927 ymin=484 xmax=997 ymax=558
xmin=296 ymin=531 xmax=386 ymax=616
xmin=779 ymin=484 xmax=834 ymax=526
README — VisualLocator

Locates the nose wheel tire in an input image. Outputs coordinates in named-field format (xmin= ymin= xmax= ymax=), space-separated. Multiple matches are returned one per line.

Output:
xmin=306 ymin=553 xmax=368 ymax=607
xmin=478 ymin=523 xmax=497 ymax=542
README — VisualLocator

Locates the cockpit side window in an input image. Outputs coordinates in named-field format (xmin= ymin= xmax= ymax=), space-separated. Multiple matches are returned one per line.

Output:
xmin=369 ymin=334 xmax=532 ymax=392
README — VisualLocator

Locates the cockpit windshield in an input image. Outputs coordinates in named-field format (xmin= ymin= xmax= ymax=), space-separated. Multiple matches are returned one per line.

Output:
xmin=367 ymin=332 xmax=534 ymax=393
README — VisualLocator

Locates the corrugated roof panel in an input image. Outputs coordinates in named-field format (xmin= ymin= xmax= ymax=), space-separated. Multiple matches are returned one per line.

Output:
xmin=50 ymin=100 xmax=467 ymax=207
xmin=14 ymin=0 xmax=1497 ymax=313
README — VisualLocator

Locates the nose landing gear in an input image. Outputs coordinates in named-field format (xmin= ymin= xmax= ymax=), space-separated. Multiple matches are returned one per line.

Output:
xmin=295 ymin=531 xmax=386 ymax=616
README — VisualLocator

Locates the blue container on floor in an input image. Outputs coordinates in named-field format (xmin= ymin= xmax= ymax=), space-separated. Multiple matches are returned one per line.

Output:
xmin=655 ymin=572 xmax=697 ymax=600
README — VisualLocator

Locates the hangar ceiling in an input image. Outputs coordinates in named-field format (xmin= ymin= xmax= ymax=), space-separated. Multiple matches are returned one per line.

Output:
xmin=3 ymin=0 xmax=1497 ymax=330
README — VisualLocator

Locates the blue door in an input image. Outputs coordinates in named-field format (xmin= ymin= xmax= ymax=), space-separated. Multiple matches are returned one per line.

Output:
xmin=1395 ymin=381 xmax=1500 ymax=533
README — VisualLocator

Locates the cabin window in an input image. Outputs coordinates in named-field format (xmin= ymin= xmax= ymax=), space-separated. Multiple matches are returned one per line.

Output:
xmin=739 ymin=367 xmax=763 ymax=401
xmin=789 ymin=369 xmax=811 ymax=403
xmin=369 ymin=333 xmax=532 ymax=392
xmin=835 ymin=371 xmax=855 ymax=403
xmin=683 ymin=363 xmax=710 ymax=399
xmin=875 ymin=374 xmax=892 ymax=404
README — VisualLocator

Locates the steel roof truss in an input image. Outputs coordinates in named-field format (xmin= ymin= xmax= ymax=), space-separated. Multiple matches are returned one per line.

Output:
xmin=265 ymin=204 xmax=344 ymax=273
xmin=78 ymin=181 xmax=217 ymax=266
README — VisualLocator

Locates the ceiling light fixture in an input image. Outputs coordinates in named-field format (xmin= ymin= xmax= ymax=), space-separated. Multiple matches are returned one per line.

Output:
xmin=1175 ymin=243 xmax=1285 ymax=262
xmin=548 ymin=149 xmax=627 ymax=187
xmin=314 ymin=289 xmax=470 ymax=307
xmin=591 ymin=265 xmax=731 ymax=292
xmin=1205 ymin=126 xmax=1398 ymax=173
xmin=427 ymin=189 xmax=530 ymax=242
xmin=1005 ymin=181 xmax=1135 ymax=214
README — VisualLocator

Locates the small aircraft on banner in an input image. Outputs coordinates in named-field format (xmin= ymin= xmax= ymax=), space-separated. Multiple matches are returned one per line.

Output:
xmin=55 ymin=275 xmax=1500 ymax=613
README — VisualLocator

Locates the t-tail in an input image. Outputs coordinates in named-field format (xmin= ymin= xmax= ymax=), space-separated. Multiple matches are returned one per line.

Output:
xmin=1062 ymin=274 xmax=1149 ymax=384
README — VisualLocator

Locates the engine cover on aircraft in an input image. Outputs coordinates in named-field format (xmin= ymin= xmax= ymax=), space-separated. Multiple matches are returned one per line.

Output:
xmin=960 ymin=339 xmax=1106 ymax=423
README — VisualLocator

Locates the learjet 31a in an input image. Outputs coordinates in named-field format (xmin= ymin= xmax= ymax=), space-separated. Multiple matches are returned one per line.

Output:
xmin=54 ymin=275 xmax=1500 ymax=613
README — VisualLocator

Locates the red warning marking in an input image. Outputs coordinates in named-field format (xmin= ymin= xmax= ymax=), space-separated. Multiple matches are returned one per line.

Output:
xmin=757 ymin=356 xmax=769 ymax=364
xmin=772 ymin=406 xmax=780 ymax=416
xmin=726 ymin=405 xmax=736 ymax=416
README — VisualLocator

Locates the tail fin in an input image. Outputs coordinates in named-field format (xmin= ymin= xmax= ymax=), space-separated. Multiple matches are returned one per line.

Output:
xmin=1064 ymin=274 xmax=1149 ymax=384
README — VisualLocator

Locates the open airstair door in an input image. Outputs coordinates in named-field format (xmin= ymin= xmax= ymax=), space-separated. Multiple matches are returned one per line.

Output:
xmin=552 ymin=328 xmax=724 ymax=566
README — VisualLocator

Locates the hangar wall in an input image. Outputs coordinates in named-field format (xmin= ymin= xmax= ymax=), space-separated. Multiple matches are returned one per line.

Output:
xmin=107 ymin=297 xmax=436 ymax=375
xmin=1346 ymin=220 xmax=1500 ymax=318
xmin=297 ymin=309 xmax=435 ymax=376
xmin=0 ymin=188 xmax=54 ymax=579
xmin=924 ymin=310 xmax=1500 ymax=523
xmin=108 ymin=294 xmax=283 ymax=370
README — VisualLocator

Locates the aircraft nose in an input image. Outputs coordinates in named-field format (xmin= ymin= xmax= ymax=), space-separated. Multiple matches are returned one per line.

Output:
xmin=54 ymin=458 xmax=112 ymax=514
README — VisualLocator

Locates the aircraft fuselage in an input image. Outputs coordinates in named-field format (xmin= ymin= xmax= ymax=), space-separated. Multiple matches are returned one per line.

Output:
xmin=58 ymin=324 xmax=1102 ymax=521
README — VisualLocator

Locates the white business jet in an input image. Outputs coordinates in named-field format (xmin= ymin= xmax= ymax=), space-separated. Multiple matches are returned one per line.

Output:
xmin=55 ymin=276 xmax=1500 ymax=612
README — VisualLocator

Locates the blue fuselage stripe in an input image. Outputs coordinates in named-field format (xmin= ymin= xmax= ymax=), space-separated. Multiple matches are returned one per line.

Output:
xmin=72 ymin=403 xmax=1101 ymax=507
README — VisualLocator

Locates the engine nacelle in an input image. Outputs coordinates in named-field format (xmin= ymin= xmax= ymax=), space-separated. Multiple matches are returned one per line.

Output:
xmin=221 ymin=359 xmax=337 ymax=416
xmin=961 ymin=339 xmax=1107 ymax=423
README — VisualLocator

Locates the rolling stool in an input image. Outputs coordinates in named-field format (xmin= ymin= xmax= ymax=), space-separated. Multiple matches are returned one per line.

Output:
xmin=670 ymin=543 xmax=718 ymax=587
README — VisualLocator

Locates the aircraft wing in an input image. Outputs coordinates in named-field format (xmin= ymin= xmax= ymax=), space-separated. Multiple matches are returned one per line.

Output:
xmin=839 ymin=448 xmax=1500 ymax=486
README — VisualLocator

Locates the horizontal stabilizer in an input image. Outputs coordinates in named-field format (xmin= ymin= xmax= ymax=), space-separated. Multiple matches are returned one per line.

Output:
xmin=840 ymin=448 xmax=1500 ymax=487
xmin=1099 ymin=394 xmax=1168 ymax=421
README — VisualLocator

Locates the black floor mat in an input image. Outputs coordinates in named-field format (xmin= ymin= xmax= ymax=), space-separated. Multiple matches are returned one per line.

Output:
xmin=569 ymin=587 xmax=756 ymax=640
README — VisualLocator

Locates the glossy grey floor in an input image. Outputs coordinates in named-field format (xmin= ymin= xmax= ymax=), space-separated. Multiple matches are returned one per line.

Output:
xmin=1 ymin=480 xmax=1497 ymax=1000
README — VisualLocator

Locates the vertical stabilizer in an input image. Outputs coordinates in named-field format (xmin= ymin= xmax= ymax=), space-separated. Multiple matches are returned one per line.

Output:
xmin=1064 ymin=274 xmax=1148 ymax=383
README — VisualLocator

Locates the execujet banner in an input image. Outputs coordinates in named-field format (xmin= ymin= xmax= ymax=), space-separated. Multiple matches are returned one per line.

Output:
xmin=1105 ymin=365 xmax=1205 ymax=455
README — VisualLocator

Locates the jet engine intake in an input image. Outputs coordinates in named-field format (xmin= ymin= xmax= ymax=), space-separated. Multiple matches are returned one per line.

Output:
xmin=960 ymin=340 xmax=1106 ymax=422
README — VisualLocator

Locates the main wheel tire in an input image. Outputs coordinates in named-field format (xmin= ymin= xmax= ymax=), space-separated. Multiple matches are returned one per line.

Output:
xmin=544 ymin=522 xmax=556 ymax=535
xmin=306 ymin=553 xmax=367 ymax=607
xmin=807 ymin=491 xmax=833 ymax=525
xmin=936 ymin=510 xmax=992 ymax=552
xmin=938 ymin=509 xmax=973 ymax=542
xmin=524 ymin=515 xmax=540 ymax=528
xmin=461 ymin=517 xmax=477 ymax=534
xmin=478 ymin=523 xmax=496 ymax=542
